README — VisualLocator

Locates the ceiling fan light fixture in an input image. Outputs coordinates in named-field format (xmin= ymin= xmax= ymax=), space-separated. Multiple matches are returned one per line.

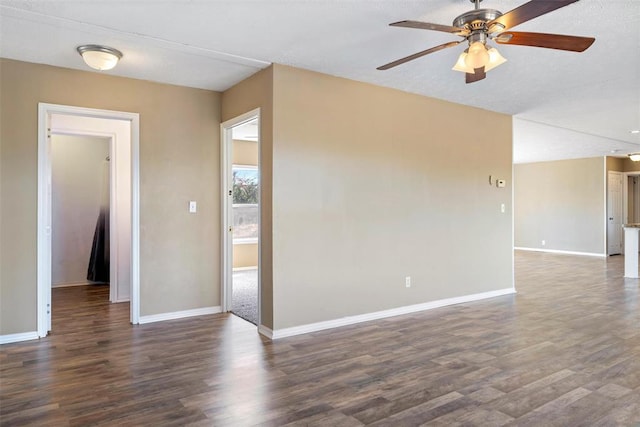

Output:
xmin=629 ymin=153 xmax=640 ymax=162
xmin=464 ymin=41 xmax=490 ymax=69
xmin=77 ymin=45 xmax=122 ymax=71
xmin=484 ymin=46 xmax=507 ymax=72
xmin=452 ymin=51 xmax=475 ymax=73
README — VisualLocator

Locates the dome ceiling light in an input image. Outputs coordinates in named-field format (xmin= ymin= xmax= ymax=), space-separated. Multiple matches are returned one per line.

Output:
xmin=77 ymin=45 xmax=123 ymax=71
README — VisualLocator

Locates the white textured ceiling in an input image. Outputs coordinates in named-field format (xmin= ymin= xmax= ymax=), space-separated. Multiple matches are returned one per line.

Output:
xmin=1 ymin=0 xmax=639 ymax=163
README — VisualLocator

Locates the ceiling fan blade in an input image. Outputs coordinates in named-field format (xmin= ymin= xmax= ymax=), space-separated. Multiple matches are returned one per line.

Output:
xmin=488 ymin=0 xmax=580 ymax=32
xmin=495 ymin=31 xmax=595 ymax=52
xmin=377 ymin=41 xmax=462 ymax=70
xmin=390 ymin=20 xmax=468 ymax=36
xmin=466 ymin=67 xmax=486 ymax=84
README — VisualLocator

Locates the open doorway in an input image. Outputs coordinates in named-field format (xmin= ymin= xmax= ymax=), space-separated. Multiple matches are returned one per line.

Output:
xmin=622 ymin=172 xmax=640 ymax=255
xmin=221 ymin=109 xmax=260 ymax=326
xmin=51 ymin=134 xmax=111 ymax=289
xmin=37 ymin=103 xmax=140 ymax=337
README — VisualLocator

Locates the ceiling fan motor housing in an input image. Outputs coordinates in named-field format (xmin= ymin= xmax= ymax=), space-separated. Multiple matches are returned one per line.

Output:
xmin=453 ymin=9 xmax=504 ymax=37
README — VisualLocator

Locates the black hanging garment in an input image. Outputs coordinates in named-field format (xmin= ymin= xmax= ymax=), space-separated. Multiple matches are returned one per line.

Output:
xmin=87 ymin=159 xmax=110 ymax=283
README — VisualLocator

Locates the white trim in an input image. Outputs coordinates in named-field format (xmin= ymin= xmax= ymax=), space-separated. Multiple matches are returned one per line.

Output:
xmin=258 ymin=325 xmax=273 ymax=339
xmin=234 ymin=238 xmax=258 ymax=245
xmin=233 ymin=266 xmax=258 ymax=272
xmin=221 ymin=108 xmax=261 ymax=326
xmin=138 ymin=306 xmax=221 ymax=324
xmin=604 ymin=157 xmax=608 ymax=256
xmin=511 ymin=157 xmax=516 ymax=293
xmin=514 ymin=247 xmax=606 ymax=257
xmin=269 ymin=288 xmax=516 ymax=340
xmin=38 ymin=103 xmax=141 ymax=338
xmin=0 ymin=332 xmax=39 ymax=345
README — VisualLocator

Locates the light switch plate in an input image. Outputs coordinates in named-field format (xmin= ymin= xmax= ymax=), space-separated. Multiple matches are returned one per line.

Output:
xmin=189 ymin=201 xmax=197 ymax=213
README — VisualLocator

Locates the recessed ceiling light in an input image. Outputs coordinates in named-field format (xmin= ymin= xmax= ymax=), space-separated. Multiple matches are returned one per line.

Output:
xmin=631 ymin=130 xmax=640 ymax=134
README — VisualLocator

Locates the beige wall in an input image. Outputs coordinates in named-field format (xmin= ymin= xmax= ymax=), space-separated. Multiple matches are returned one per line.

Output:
xmin=0 ymin=59 xmax=221 ymax=334
xmin=622 ymin=158 xmax=640 ymax=172
xmin=514 ymin=157 xmax=605 ymax=254
xmin=270 ymin=65 xmax=513 ymax=329
xmin=606 ymin=156 xmax=624 ymax=172
xmin=233 ymin=243 xmax=258 ymax=269
xmin=51 ymin=134 xmax=109 ymax=285
xmin=233 ymin=139 xmax=258 ymax=166
xmin=222 ymin=66 xmax=274 ymax=328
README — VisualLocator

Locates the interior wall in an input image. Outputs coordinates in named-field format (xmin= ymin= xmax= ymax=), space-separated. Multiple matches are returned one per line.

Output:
xmin=222 ymin=66 xmax=274 ymax=328
xmin=622 ymin=158 xmax=640 ymax=172
xmin=232 ymin=139 xmax=258 ymax=165
xmin=51 ymin=134 xmax=110 ymax=286
xmin=271 ymin=64 xmax=513 ymax=330
xmin=607 ymin=156 xmax=624 ymax=172
xmin=514 ymin=157 xmax=605 ymax=254
xmin=0 ymin=58 xmax=221 ymax=334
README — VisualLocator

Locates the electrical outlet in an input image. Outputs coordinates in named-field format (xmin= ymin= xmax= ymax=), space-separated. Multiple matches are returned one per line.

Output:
xmin=405 ymin=276 xmax=411 ymax=288
xmin=189 ymin=201 xmax=197 ymax=213
xmin=542 ymin=240 xmax=546 ymax=246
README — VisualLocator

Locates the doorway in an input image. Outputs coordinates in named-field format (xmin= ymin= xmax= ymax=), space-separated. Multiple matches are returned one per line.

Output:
xmin=221 ymin=109 xmax=261 ymax=326
xmin=37 ymin=103 xmax=140 ymax=337
xmin=51 ymin=134 xmax=110 ymax=292
xmin=622 ymin=172 xmax=640 ymax=254
xmin=607 ymin=171 xmax=623 ymax=255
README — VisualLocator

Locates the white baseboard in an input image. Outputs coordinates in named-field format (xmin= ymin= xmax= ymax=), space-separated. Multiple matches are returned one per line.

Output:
xmin=270 ymin=288 xmax=516 ymax=340
xmin=52 ymin=281 xmax=109 ymax=288
xmin=138 ymin=306 xmax=221 ymax=324
xmin=514 ymin=247 xmax=606 ymax=258
xmin=258 ymin=324 xmax=273 ymax=339
xmin=0 ymin=331 xmax=39 ymax=345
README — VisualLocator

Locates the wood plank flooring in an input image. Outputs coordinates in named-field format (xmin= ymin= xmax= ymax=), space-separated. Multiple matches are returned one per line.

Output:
xmin=1 ymin=251 xmax=639 ymax=426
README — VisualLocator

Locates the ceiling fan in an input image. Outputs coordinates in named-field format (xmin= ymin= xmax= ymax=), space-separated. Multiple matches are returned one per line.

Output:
xmin=377 ymin=0 xmax=595 ymax=83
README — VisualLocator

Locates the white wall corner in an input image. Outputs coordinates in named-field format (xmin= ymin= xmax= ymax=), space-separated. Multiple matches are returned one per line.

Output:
xmin=270 ymin=288 xmax=516 ymax=340
xmin=138 ymin=306 xmax=221 ymax=325
xmin=0 ymin=331 xmax=40 ymax=345
xmin=257 ymin=324 xmax=273 ymax=339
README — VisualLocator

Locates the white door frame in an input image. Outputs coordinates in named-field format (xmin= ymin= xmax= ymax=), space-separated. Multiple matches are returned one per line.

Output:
xmin=623 ymin=172 xmax=640 ymax=224
xmin=220 ymin=108 xmax=261 ymax=326
xmin=37 ymin=103 xmax=141 ymax=337
xmin=607 ymin=170 xmax=623 ymax=256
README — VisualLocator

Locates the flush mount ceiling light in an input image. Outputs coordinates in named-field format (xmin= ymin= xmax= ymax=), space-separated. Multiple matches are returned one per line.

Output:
xmin=377 ymin=0 xmax=595 ymax=84
xmin=77 ymin=45 xmax=122 ymax=71
xmin=631 ymin=130 xmax=640 ymax=134
xmin=629 ymin=153 xmax=640 ymax=161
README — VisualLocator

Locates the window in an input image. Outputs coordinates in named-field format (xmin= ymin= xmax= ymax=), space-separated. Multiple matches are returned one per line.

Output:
xmin=232 ymin=166 xmax=258 ymax=242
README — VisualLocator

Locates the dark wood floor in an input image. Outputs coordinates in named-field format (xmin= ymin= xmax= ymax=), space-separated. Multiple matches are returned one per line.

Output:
xmin=1 ymin=252 xmax=639 ymax=426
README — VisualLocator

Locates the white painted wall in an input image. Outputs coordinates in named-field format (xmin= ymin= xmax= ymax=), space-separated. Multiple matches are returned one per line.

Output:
xmin=51 ymin=134 xmax=109 ymax=286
